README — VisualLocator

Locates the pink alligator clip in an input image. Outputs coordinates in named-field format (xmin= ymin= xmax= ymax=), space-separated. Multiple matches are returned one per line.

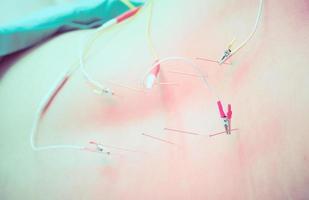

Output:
xmin=217 ymin=101 xmax=232 ymax=134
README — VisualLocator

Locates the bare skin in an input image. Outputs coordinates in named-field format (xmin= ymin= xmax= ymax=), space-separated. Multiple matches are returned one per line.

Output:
xmin=1 ymin=0 xmax=309 ymax=199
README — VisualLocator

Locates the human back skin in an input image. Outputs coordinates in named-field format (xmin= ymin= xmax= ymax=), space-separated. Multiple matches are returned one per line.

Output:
xmin=1 ymin=0 xmax=309 ymax=199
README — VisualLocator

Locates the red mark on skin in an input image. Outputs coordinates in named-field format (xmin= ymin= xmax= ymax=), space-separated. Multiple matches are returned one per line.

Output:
xmin=231 ymin=60 xmax=253 ymax=91
xmin=230 ymin=37 xmax=265 ymax=91
xmin=209 ymin=151 xmax=248 ymax=199
xmin=157 ymin=71 xmax=179 ymax=112
xmin=158 ymin=68 xmax=203 ymax=113
xmin=236 ymin=118 xmax=283 ymax=168
xmin=99 ymin=92 xmax=163 ymax=125
xmin=100 ymin=166 xmax=119 ymax=184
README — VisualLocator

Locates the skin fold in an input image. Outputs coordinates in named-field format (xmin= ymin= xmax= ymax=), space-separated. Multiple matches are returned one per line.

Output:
xmin=0 ymin=0 xmax=309 ymax=199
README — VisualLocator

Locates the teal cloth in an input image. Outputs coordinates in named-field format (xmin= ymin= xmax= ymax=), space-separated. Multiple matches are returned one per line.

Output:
xmin=0 ymin=0 xmax=143 ymax=57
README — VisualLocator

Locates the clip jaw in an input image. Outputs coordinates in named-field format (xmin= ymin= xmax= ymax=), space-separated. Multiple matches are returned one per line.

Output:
xmin=219 ymin=49 xmax=232 ymax=65
xmin=85 ymin=141 xmax=111 ymax=155
xmin=218 ymin=38 xmax=235 ymax=65
xmin=217 ymin=101 xmax=233 ymax=135
xmin=223 ymin=117 xmax=230 ymax=135
xmin=93 ymin=87 xmax=115 ymax=96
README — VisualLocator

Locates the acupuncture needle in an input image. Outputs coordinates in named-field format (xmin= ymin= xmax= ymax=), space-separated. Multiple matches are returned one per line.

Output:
xmin=165 ymin=127 xmax=239 ymax=137
xmin=164 ymin=128 xmax=202 ymax=136
xmin=195 ymin=57 xmax=231 ymax=65
xmin=209 ymin=128 xmax=239 ymax=137
xmin=141 ymin=133 xmax=179 ymax=146
xmin=154 ymin=82 xmax=179 ymax=86
xmin=105 ymin=80 xmax=146 ymax=93
xmin=167 ymin=70 xmax=205 ymax=78
xmin=97 ymin=144 xmax=145 ymax=154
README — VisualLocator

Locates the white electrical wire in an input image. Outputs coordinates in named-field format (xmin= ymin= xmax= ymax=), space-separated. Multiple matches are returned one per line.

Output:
xmin=233 ymin=0 xmax=264 ymax=54
xmin=79 ymin=22 xmax=117 ymax=95
xmin=220 ymin=0 xmax=264 ymax=64
xmin=30 ymin=68 xmax=85 ymax=151
xmin=141 ymin=56 xmax=221 ymax=100
xmin=29 ymin=1 xmax=145 ymax=153
xmin=30 ymin=0 xmax=264 ymax=152
xmin=120 ymin=0 xmax=136 ymax=10
xmin=79 ymin=0 xmax=155 ymax=96
xmin=79 ymin=0 xmax=223 ymax=99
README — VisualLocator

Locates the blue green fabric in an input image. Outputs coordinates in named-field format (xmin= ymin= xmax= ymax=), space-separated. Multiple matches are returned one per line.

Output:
xmin=0 ymin=0 xmax=144 ymax=57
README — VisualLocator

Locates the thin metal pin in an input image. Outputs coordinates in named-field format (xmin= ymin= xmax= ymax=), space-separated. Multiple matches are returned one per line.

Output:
xmin=209 ymin=128 xmax=239 ymax=137
xmin=93 ymin=143 xmax=144 ymax=153
xmin=164 ymin=128 xmax=202 ymax=136
xmin=196 ymin=57 xmax=231 ymax=65
xmin=106 ymin=80 xmax=146 ymax=93
xmin=141 ymin=133 xmax=178 ymax=146
xmin=154 ymin=82 xmax=179 ymax=85
xmin=167 ymin=70 xmax=203 ymax=78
